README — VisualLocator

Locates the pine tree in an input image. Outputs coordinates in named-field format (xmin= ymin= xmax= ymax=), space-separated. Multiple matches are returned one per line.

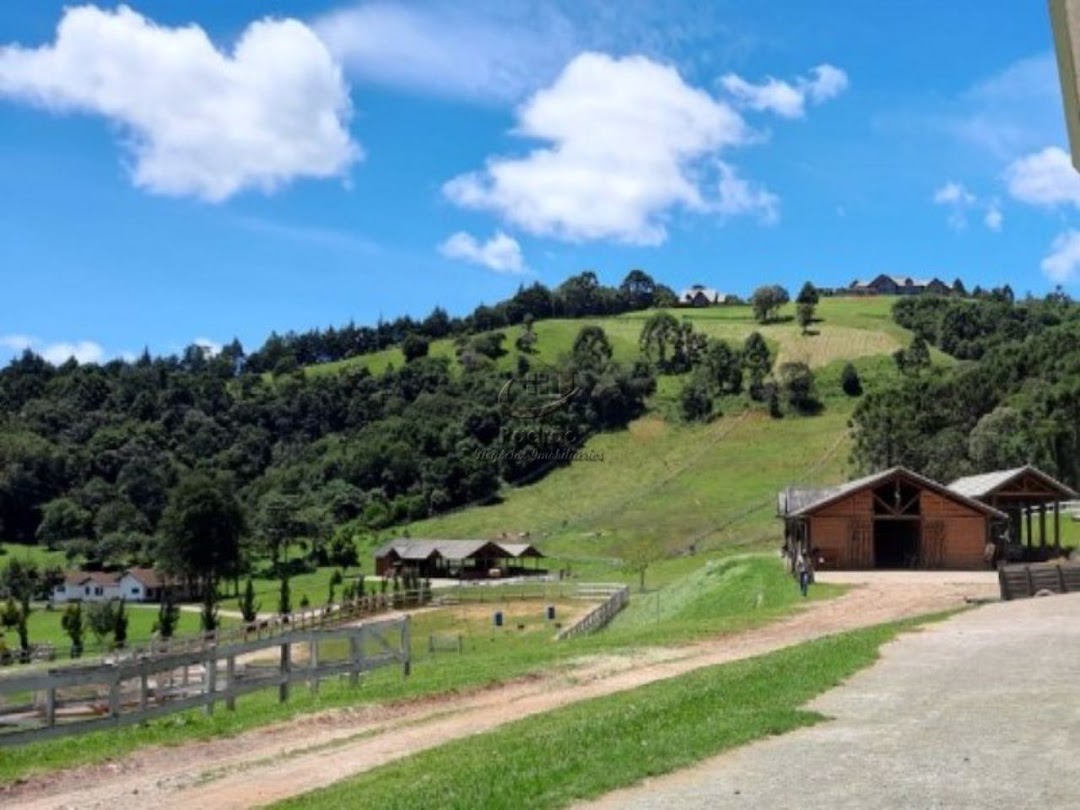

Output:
xmin=278 ymin=575 xmax=291 ymax=616
xmin=238 ymin=577 xmax=260 ymax=622
xmin=113 ymin=599 xmax=128 ymax=648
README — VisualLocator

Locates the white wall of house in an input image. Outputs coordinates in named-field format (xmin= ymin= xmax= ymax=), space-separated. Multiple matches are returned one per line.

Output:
xmin=117 ymin=574 xmax=149 ymax=603
xmin=51 ymin=580 xmax=122 ymax=604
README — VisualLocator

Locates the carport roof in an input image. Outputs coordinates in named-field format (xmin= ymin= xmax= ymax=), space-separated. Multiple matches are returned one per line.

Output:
xmin=947 ymin=465 xmax=1078 ymax=501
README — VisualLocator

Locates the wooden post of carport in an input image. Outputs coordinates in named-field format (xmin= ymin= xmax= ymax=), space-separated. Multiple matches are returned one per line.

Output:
xmin=1055 ymin=501 xmax=1061 ymax=549
xmin=1040 ymin=504 xmax=1047 ymax=548
xmin=1026 ymin=507 xmax=1034 ymax=549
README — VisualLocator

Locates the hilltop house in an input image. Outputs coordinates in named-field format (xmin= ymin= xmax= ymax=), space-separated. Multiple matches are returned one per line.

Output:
xmin=51 ymin=567 xmax=196 ymax=604
xmin=848 ymin=274 xmax=949 ymax=296
xmin=678 ymin=284 xmax=728 ymax=307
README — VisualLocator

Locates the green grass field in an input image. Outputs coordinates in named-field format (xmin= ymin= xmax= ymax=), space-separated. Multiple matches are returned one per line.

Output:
xmin=275 ymin=614 xmax=945 ymax=810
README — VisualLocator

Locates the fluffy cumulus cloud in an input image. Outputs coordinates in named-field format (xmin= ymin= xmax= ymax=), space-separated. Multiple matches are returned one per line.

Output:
xmin=0 ymin=335 xmax=105 ymax=364
xmin=439 ymin=231 xmax=526 ymax=274
xmin=719 ymin=64 xmax=848 ymax=118
xmin=931 ymin=181 xmax=1003 ymax=231
xmin=1041 ymin=230 xmax=1080 ymax=282
xmin=0 ymin=5 xmax=360 ymax=201
xmin=443 ymin=52 xmax=777 ymax=245
xmin=1004 ymin=146 xmax=1080 ymax=208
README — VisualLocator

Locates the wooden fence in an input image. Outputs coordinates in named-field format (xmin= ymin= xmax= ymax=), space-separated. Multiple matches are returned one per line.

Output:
xmin=0 ymin=615 xmax=409 ymax=747
xmin=998 ymin=562 xmax=1080 ymax=600
xmin=555 ymin=584 xmax=630 ymax=640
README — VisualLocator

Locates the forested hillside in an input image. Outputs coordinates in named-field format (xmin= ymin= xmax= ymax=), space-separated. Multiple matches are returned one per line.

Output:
xmin=852 ymin=291 xmax=1080 ymax=486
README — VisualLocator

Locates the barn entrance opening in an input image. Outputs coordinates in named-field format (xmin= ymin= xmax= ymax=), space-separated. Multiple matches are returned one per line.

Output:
xmin=873 ymin=519 xmax=919 ymax=568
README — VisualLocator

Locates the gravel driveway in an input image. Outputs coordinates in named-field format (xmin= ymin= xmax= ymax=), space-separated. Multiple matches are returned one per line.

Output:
xmin=577 ymin=592 xmax=1080 ymax=810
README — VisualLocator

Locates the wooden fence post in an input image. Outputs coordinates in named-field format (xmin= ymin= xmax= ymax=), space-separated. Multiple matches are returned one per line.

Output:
xmin=226 ymin=655 xmax=236 ymax=711
xmin=309 ymin=635 xmax=319 ymax=695
xmin=108 ymin=670 xmax=120 ymax=720
xmin=401 ymin=616 xmax=411 ymax=677
xmin=205 ymin=654 xmax=217 ymax=715
xmin=279 ymin=642 xmax=291 ymax=703
xmin=45 ymin=686 xmax=56 ymax=728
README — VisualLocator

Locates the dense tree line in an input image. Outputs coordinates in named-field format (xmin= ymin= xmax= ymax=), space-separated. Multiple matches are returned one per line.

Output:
xmin=0 ymin=324 xmax=653 ymax=584
xmin=852 ymin=293 xmax=1080 ymax=487
xmin=244 ymin=270 xmax=677 ymax=374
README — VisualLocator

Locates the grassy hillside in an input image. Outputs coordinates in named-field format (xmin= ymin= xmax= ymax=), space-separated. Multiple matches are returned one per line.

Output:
xmin=342 ymin=297 xmax=933 ymax=567
xmin=305 ymin=296 xmax=911 ymax=379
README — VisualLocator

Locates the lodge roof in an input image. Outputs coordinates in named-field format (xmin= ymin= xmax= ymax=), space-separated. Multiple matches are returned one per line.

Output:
xmin=778 ymin=466 xmax=1007 ymax=519
xmin=374 ymin=538 xmax=545 ymax=561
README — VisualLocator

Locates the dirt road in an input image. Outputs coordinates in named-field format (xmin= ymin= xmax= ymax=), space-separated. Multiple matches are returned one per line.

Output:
xmin=3 ymin=572 xmax=998 ymax=810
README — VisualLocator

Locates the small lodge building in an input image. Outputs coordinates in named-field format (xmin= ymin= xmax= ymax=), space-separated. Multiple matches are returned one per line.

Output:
xmin=778 ymin=467 xmax=1007 ymax=570
xmin=947 ymin=465 xmax=1078 ymax=561
xmin=374 ymin=538 xmax=547 ymax=579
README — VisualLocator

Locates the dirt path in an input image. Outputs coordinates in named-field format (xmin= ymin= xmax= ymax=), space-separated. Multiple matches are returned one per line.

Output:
xmin=3 ymin=573 xmax=998 ymax=810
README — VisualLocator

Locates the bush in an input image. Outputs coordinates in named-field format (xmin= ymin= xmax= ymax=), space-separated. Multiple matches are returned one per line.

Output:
xmin=841 ymin=363 xmax=862 ymax=396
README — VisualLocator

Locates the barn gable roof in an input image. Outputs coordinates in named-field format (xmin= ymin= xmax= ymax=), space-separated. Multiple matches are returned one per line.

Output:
xmin=375 ymin=539 xmax=509 ymax=562
xmin=498 ymin=543 xmax=544 ymax=558
xmin=947 ymin=465 xmax=1078 ymax=501
xmin=779 ymin=467 xmax=1007 ymax=519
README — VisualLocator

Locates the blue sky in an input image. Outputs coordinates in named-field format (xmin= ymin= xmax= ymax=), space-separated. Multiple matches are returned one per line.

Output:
xmin=0 ymin=1 xmax=1077 ymax=363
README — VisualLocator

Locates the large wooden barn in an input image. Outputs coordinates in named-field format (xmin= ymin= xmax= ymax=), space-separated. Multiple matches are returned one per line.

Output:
xmin=778 ymin=467 xmax=1007 ymax=570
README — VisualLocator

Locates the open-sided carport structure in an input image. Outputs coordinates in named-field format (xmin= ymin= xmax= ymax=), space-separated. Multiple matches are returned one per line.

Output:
xmin=779 ymin=467 xmax=1007 ymax=570
xmin=948 ymin=465 xmax=1078 ymax=559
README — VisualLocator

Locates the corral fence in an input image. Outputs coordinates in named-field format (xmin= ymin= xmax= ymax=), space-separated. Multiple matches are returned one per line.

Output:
xmin=555 ymin=584 xmax=630 ymax=640
xmin=0 ymin=615 xmax=409 ymax=747
xmin=999 ymin=561 xmax=1080 ymax=600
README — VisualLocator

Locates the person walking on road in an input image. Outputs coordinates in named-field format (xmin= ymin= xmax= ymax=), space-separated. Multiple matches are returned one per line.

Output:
xmin=796 ymin=553 xmax=811 ymax=598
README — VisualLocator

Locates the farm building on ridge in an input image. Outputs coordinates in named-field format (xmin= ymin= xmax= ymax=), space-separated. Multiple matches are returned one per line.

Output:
xmin=778 ymin=467 xmax=1007 ymax=569
xmin=677 ymin=284 xmax=728 ymax=307
xmin=374 ymin=538 xmax=547 ymax=579
xmin=847 ymin=274 xmax=949 ymax=296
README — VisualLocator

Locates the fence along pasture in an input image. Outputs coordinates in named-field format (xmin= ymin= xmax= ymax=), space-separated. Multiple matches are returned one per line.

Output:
xmin=0 ymin=615 xmax=409 ymax=747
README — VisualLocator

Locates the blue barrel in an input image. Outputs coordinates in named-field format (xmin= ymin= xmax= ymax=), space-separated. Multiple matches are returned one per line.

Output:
xmin=494 ymin=611 xmax=504 ymax=627
xmin=546 ymin=605 xmax=556 ymax=620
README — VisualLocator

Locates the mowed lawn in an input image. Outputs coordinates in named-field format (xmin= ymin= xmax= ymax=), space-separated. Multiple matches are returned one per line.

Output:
xmin=301 ymin=297 xmax=914 ymax=379
xmin=402 ymin=402 xmax=856 ymax=563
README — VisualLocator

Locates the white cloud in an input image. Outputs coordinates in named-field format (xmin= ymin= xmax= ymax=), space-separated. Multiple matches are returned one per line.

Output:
xmin=0 ymin=334 xmax=34 ymax=352
xmin=0 ymin=5 xmax=359 ymax=201
xmin=314 ymin=3 xmax=576 ymax=103
xmin=1041 ymin=230 xmax=1080 ymax=281
xmin=932 ymin=181 xmax=976 ymax=206
xmin=0 ymin=335 xmax=106 ymax=364
xmin=719 ymin=63 xmax=848 ymax=118
xmin=41 ymin=341 xmax=105 ymax=365
xmin=715 ymin=162 xmax=779 ymax=223
xmin=931 ymin=181 xmax=1003 ymax=231
xmin=949 ymin=53 xmax=1064 ymax=158
xmin=443 ymin=52 xmax=773 ymax=244
xmin=1004 ymin=146 xmax=1080 ymax=208
xmin=439 ymin=231 xmax=526 ymax=274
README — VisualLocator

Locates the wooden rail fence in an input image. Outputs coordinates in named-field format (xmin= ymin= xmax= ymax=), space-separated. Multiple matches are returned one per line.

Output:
xmin=0 ymin=615 xmax=409 ymax=747
xmin=999 ymin=562 xmax=1080 ymax=600
xmin=556 ymin=584 xmax=630 ymax=640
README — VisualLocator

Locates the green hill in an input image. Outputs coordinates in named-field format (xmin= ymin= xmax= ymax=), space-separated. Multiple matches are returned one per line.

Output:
xmin=374 ymin=296 xmax=926 ymax=570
